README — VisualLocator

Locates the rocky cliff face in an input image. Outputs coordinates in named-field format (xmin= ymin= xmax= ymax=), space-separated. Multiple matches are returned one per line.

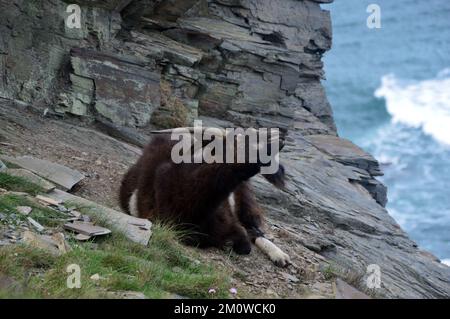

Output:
xmin=1 ymin=0 xmax=449 ymax=298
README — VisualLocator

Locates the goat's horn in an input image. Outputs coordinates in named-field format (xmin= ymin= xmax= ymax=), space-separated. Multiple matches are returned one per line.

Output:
xmin=151 ymin=127 xmax=192 ymax=134
xmin=152 ymin=127 xmax=226 ymax=137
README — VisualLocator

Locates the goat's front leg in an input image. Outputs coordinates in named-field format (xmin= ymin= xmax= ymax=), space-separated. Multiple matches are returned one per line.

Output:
xmin=254 ymin=236 xmax=291 ymax=267
xmin=233 ymin=182 xmax=264 ymax=231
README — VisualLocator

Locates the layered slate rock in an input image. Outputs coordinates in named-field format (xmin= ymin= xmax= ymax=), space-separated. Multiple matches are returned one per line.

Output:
xmin=1 ymin=155 xmax=84 ymax=191
xmin=66 ymin=48 xmax=161 ymax=126
xmin=1 ymin=0 xmax=449 ymax=298
xmin=253 ymin=131 xmax=450 ymax=298
xmin=305 ymin=135 xmax=387 ymax=206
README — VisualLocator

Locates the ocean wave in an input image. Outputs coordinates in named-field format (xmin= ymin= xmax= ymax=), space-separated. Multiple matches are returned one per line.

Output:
xmin=375 ymin=69 xmax=450 ymax=145
xmin=442 ymin=259 xmax=450 ymax=267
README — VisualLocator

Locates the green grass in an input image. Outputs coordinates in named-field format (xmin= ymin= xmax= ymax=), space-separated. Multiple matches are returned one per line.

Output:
xmin=320 ymin=262 xmax=381 ymax=298
xmin=322 ymin=263 xmax=338 ymax=281
xmin=0 ymin=194 xmax=231 ymax=299
xmin=0 ymin=225 xmax=230 ymax=299
xmin=0 ymin=172 xmax=44 ymax=195
xmin=0 ymin=194 xmax=66 ymax=227
xmin=1 ymin=160 xmax=21 ymax=169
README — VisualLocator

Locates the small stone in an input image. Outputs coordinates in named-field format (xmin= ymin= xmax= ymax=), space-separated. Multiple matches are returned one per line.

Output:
xmin=69 ymin=210 xmax=82 ymax=218
xmin=172 ymin=266 xmax=182 ymax=273
xmin=5 ymin=233 xmax=17 ymax=240
xmin=266 ymin=288 xmax=278 ymax=296
xmin=74 ymin=233 xmax=92 ymax=241
xmin=281 ymin=272 xmax=299 ymax=283
xmin=27 ymin=217 xmax=45 ymax=232
xmin=0 ymin=160 xmax=6 ymax=171
xmin=35 ymin=195 xmax=61 ymax=206
xmin=57 ymin=205 xmax=68 ymax=212
xmin=90 ymin=274 xmax=102 ymax=281
xmin=16 ymin=206 xmax=32 ymax=216
xmin=22 ymin=231 xmax=69 ymax=256
xmin=0 ymin=240 xmax=10 ymax=246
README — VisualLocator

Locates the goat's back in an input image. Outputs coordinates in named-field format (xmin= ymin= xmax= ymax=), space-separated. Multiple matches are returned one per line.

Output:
xmin=119 ymin=135 xmax=175 ymax=214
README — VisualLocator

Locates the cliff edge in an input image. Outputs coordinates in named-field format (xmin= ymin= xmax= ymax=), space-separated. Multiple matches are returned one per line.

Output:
xmin=1 ymin=0 xmax=449 ymax=298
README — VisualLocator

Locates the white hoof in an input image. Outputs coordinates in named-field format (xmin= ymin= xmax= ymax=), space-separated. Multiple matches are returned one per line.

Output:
xmin=255 ymin=237 xmax=291 ymax=267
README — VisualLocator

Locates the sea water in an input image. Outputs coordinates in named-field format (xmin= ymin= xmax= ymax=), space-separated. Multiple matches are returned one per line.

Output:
xmin=323 ymin=0 xmax=450 ymax=262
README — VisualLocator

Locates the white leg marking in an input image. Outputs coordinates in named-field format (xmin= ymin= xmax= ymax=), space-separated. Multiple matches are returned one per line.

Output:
xmin=228 ymin=192 xmax=236 ymax=214
xmin=255 ymin=237 xmax=291 ymax=267
xmin=129 ymin=190 xmax=139 ymax=217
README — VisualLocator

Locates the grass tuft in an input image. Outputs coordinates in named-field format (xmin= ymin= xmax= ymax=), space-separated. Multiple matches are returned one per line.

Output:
xmin=0 ymin=194 xmax=66 ymax=227
xmin=0 ymin=172 xmax=44 ymax=195
xmin=0 ymin=195 xmax=231 ymax=299
xmin=0 ymin=176 xmax=231 ymax=299
xmin=0 ymin=224 xmax=230 ymax=298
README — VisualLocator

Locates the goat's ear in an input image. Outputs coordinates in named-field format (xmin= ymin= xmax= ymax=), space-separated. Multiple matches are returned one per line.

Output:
xmin=262 ymin=164 xmax=286 ymax=190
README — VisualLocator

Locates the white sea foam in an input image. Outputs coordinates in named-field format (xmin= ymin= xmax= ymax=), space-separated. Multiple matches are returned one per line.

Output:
xmin=442 ymin=259 xmax=450 ymax=267
xmin=375 ymin=69 xmax=450 ymax=145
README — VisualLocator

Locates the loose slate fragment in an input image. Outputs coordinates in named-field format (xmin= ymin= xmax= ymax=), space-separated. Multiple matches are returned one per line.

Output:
xmin=36 ymin=195 xmax=62 ymax=206
xmin=16 ymin=206 xmax=32 ymax=216
xmin=280 ymin=272 xmax=300 ymax=283
xmin=69 ymin=210 xmax=82 ymax=218
xmin=4 ymin=169 xmax=55 ymax=192
xmin=64 ymin=221 xmax=111 ymax=237
xmin=48 ymin=189 xmax=152 ymax=246
xmin=74 ymin=233 xmax=92 ymax=241
xmin=0 ymin=155 xmax=85 ymax=190
xmin=90 ymin=274 xmax=104 ymax=281
xmin=27 ymin=217 xmax=45 ymax=232
xmin=56 ymin=205 xmax=69 ymax=212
